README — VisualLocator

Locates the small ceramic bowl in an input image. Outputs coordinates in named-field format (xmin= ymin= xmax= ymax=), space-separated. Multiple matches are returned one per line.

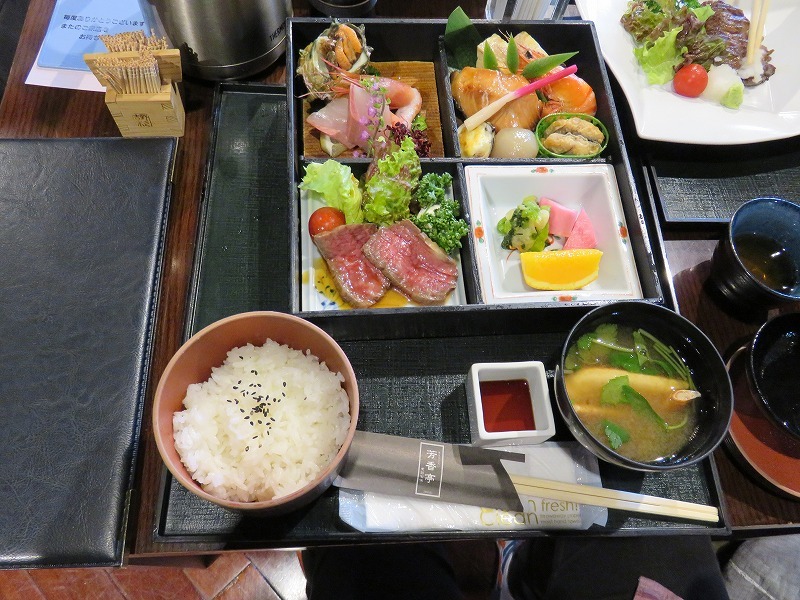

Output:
xmin=747 ymin=312 xmax=800 ymax=440
xmin=555 ymin=302 xmax=733 ymax=471
xmin=153 ymin=311 xmax=359 ymax=515
xmin=466 ymin=361 xmax=555 ymax=447
xmin=709 ymin=197 xmax=800 ymax=314
xmin=535 ymin=112 xmax=609 ymax=159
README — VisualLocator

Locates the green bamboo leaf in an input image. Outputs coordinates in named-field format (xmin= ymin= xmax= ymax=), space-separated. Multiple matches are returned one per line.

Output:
xmin=444 ymin=7 xmax=483 ymax=70
xmin=522 ymin=51 xmax=579 ymax=79
xmin=482 ymin=42 xmax=498 ymax=70
xmin=506 ymin=36 xmax=519 ymax=74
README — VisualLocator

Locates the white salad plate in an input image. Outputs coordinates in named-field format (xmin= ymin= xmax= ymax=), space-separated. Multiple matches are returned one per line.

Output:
xmin=464 ymin=164 xmax=642 ymax=304
xmin=300 ymin=189 xmax=468 ymax=311
xmin=576 ymin=0 xmax=800 ymax=145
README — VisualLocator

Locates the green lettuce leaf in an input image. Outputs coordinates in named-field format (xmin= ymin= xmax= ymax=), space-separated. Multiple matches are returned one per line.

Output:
xmin=362 ymin=137 xmax=421 ymax=225
xmin=633 ymin=26 xmax=686 ymax=84
xmin=299 ymin=160 xmax=363 ymax=224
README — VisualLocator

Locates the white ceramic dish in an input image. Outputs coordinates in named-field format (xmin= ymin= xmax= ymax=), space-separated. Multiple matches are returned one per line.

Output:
xmin=300 ymin=188 xmax=468 ymax=311
xmin=576 ymin=0 xmax=800 ymax=145
xmin=466 ymin=361 xmax=555 ymax=447
xmin=464 ymin=164 xmax=642 ymax=304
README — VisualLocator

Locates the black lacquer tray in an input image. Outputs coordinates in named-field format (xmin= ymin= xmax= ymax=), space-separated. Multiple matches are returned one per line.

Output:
xmin=155 ymin=19 xmax=729 ymax=544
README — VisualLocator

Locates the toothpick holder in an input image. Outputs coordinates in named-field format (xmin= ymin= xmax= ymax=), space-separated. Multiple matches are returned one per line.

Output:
xmin=84 ymin=49 xmax=185 ymax=138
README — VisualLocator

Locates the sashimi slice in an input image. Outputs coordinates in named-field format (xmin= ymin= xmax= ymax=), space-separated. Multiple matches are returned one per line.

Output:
xmin=563 ymin=209 xmax=597 ymax=250
xmin=306 ymin=97 xmax=358 ymax=148
xmin=539 ymin=197 xmax=579 ymax=238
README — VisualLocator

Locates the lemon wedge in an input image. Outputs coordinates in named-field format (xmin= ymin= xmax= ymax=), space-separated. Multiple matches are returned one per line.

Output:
xmin=520 ymin=249 xmax=603 ymax=290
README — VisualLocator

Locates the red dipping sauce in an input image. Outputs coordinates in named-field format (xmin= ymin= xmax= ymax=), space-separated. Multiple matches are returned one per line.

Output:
xmin=479 ymin=379 xmax=535 ymax=432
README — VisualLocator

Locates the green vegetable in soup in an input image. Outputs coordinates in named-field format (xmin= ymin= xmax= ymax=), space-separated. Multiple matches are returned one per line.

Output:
xmin=602 ymin=419 xmax=630 ymax=450
xmin=564 ymin=323 xmax=698 ymax=463
xmin=567 ymin=325 xmax=695 ymax=390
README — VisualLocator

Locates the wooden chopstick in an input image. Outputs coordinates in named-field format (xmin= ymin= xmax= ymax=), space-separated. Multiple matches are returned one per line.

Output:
xmin=746 ymin=0 xmax=771 ymax=66
xmin=510 ymin=474 xmax=719 ymax=523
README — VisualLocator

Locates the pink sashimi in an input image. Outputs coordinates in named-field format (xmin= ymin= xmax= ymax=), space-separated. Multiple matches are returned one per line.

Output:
xmin=539 ymin=197 xmax=579 ymax=238
xmin=306 ymin=97 xmax=358 ymax=148
xmin=563 ymin=209 xmax=597 ymax=250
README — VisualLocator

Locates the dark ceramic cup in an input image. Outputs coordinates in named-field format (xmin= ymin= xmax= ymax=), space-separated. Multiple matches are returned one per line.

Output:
xmin=745 ymin=313 xmax=800 ymax=440
xmin=709 ymin=197 xmax=800 ymax=314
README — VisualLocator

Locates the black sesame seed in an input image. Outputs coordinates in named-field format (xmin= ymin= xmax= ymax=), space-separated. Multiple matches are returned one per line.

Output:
xmin=282 ymin=381 xmax=286 ymax=387
xmin=258 ymin=420 xmax=263 ymax=425
xmin=250 ymin=422 xmax=254 ymax=426
xmin=245 ymin=446 xmax=249 ymax=451
xmin=239 ymin=408 xmax=244 ymax=413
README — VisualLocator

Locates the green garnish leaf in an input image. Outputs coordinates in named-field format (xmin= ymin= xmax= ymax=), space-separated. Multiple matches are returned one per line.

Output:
xmin=411 ymin=113 xmax=428 ymax=132
xmin=602 ymin=420 xmax=630 ymax=449
xmin=601 ymin=375 xmax=629 ymax=405
xmin=633 ymin=330 xmax=649 ymax=368
xmin=506 ymin=36 xmax=519 ymax=74
xmin=482 ymin=42 xmax=498 ymax=70
xmin=622 ymin=385 xmax=667 ymax=428
xmin=609 ymin=350 xmax=641 ymax=373
xmin=521 ymin=51 xmax=578 ymax=79
xmin=444 ymin=7 xmax=482 ymax=70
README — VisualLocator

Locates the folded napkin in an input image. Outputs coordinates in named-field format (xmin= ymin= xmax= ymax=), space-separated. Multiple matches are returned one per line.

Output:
xmin=339 ymin=442 xmax=608 ymax=532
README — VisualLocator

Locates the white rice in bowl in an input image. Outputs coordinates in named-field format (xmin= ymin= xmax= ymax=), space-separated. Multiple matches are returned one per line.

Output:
xmin=172 ymin=339 xmax=351 ymax=502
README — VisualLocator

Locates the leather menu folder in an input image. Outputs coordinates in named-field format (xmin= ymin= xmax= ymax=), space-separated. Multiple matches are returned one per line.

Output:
xmin=0 ymin=138 xmax=176 ymax=568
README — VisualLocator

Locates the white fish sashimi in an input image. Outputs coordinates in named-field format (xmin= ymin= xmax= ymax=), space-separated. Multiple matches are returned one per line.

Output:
xmin=306 ymin=97 xmax=357 ymax=148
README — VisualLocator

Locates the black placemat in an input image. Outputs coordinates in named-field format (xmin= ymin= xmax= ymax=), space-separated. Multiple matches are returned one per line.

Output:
xmin=646 ymin=136 xmax=800 ymax=227
xmin=0 ymin=137 xmax=175 ymax=567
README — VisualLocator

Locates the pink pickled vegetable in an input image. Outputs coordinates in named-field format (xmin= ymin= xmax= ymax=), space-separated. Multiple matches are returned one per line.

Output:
xmin=563 ymin=209 xmax=597 ymax=250
xmin=539 ymin=197 xmax=579 ymax=238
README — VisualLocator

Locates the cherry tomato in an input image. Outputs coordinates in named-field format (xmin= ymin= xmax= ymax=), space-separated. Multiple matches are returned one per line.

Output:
xmin=308 ymin=207 xmax=346 ymax=236
xmin=673 ymin=64 xmax=708 ymax=98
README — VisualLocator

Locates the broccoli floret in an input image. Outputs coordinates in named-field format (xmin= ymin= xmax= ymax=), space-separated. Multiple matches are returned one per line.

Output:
xmin=497 ymin=196 xmax=550 ymax=252
xmin=411 ymin=172 xmax=468 ymax=255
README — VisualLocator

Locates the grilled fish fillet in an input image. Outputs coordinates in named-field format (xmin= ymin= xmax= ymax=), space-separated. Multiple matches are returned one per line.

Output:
xmin=451 ymin=67 xmax=542 ymax=130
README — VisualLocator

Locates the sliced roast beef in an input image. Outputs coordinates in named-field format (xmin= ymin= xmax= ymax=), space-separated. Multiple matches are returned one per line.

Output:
xmin=313 ymin=224 xmax=390 ymax=308
xmin=362 ymin=220 xmax=459 ymax=305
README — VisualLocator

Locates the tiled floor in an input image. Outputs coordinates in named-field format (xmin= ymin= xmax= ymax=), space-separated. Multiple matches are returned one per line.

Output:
xmin=0 ymin=542 xmax=497 ymax=599
xmin=0 ymin=551 xmax=306 ymax=600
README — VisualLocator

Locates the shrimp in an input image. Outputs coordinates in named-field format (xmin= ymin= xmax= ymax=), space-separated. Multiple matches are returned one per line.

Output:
xmin=332 ymin=73 xmax=422 ymax=126
xmin=541 ymin=67 xmax=597 ymax=117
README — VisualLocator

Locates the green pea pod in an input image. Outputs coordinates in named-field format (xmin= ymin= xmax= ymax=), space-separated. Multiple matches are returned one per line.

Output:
xmin=522 ymin=52 xmax=578 ymax=79
xmin=506 ymin=36 xmax=519 ymax=74
xmin=483 ymin=42 xmax=498 ymax=70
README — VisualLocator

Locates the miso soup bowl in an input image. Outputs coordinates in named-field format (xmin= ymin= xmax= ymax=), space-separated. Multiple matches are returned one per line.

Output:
xmin=554 ymin=302 xmax=733 ymax=472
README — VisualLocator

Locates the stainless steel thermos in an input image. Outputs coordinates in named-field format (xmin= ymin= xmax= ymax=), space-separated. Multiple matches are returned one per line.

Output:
xmin=138 ymin=0 xmax=293 ymax=80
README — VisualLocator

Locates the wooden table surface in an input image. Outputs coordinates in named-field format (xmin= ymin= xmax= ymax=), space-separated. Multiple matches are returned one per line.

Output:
xmin=1 ymin=0 xmax=797 ymax=559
